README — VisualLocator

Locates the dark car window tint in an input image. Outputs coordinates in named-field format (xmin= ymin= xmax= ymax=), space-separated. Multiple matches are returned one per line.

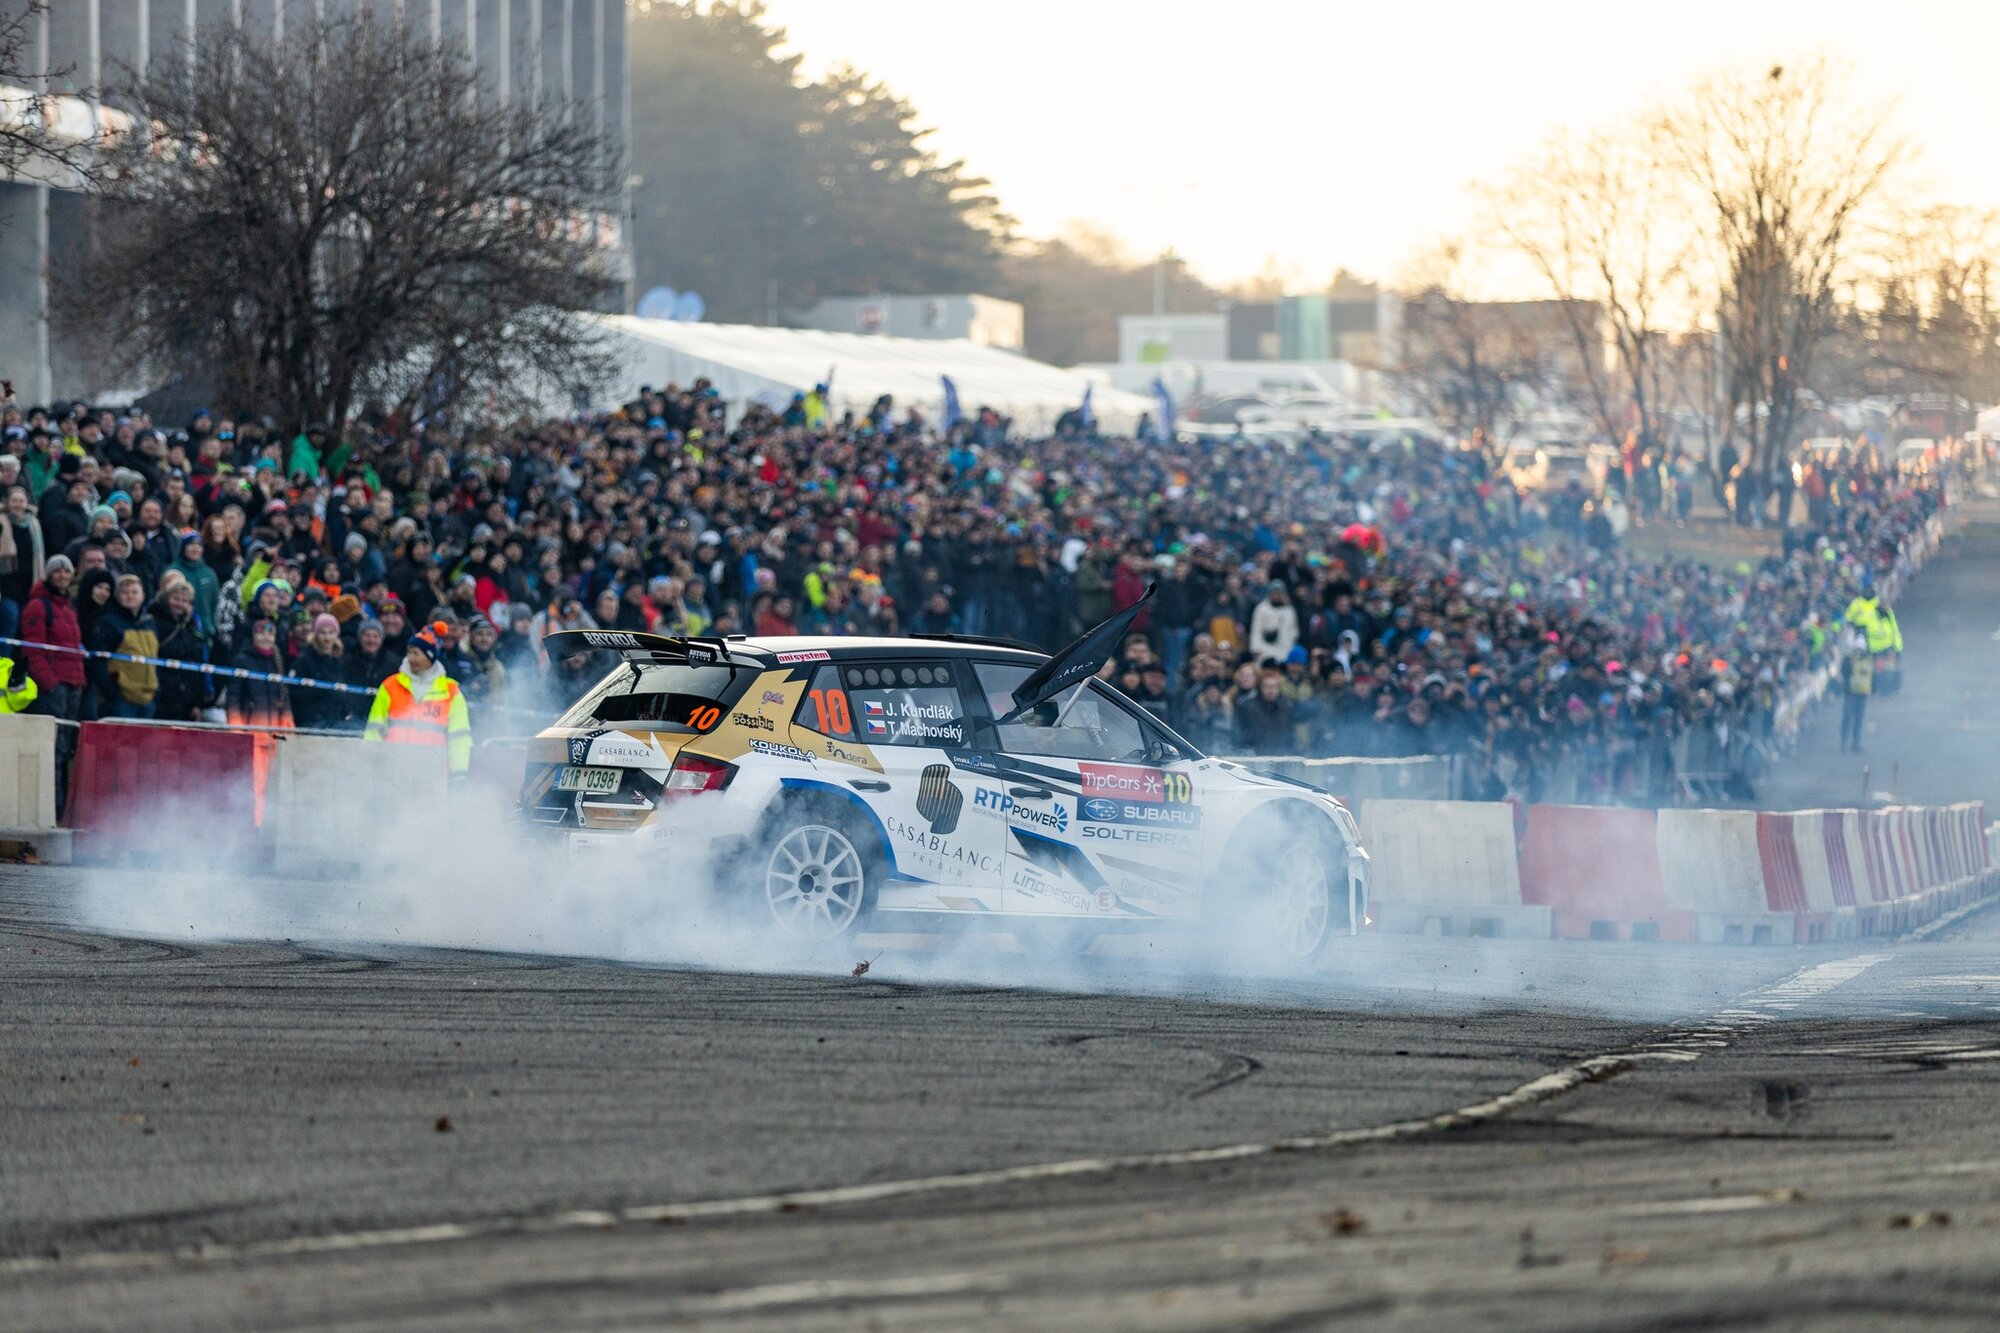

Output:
xmin=796 ymin=661 xmax=969 ymax=748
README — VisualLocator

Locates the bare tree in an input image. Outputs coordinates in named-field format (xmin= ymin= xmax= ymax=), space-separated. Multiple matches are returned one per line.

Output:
xmin=1819 ymin=204 xmax=2000 ymax=403
xmin=1662 ymin=58 xmax=1903 ymax=478
xmin=68 ymin=15 xmax=620 ymax=432
xmin=1488 ymin=122 xmax=1700 ymax=454
xmin=1389 ymin=239 xmax=1553 ymax=444
xmin=0 ymin=1 xmax=94 ymax=191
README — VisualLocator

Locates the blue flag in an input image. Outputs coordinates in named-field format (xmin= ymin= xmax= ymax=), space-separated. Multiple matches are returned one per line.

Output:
xmin=1078 ymin=383 xmax=1095 ymax=430
xmin=1150 ymin=376 xmax=1175 ymax=443
xmin=940 ymin=375 xmax=963 ymax=433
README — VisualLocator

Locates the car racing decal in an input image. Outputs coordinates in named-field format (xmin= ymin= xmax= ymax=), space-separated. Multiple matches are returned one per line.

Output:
xmin=776 ymin=777 xmax=926 ymax=883
xmin=915 ymin=764 xmax=965 ymax=834
xmin=948 ymin=751 xmax=1082 ymax=793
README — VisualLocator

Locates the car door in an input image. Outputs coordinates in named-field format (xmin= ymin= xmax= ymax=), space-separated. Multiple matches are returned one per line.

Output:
xmin=791 ymin=658 xmax=1006 ymax=912
xmin=967 ymin=661 xmax=1204 ymax=921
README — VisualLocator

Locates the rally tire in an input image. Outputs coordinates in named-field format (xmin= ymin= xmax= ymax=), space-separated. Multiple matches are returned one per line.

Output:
xmin=1224 ymin=808 xmax=1346 ymax=967
xmin=757 ymin=798 xmax=880 ymax=941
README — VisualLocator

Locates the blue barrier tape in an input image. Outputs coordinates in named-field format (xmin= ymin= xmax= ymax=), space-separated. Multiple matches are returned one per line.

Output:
xmin=0 ymin=634 xmax=550 ymax=718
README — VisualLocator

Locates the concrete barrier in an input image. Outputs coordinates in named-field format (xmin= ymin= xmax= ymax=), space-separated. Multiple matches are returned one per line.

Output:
xmin=1656 ymin=809 xmax=1795 ymax=945
xmin=1361 ymin=799 xmax=1549 ymax=938
xmin=269 ymin=732 xmax=450 ymax=878
xmin=0 ymin=712 xmax=69 ymax=862
xmin=1518 ymin=805 xmax=1689 ymax=941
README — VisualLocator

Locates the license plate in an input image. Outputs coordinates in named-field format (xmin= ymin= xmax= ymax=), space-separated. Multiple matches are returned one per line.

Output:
xmin=556 ymin=765 xmax=622 ymax=794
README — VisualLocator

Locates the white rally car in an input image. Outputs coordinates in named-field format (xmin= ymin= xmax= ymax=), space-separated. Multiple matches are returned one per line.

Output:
xmin=524 ymin=601 xmax=1369 ymax=963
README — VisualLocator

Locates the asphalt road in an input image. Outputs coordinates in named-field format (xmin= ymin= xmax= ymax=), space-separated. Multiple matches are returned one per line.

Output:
xmin=1757 ymin=505 xmax=2000 ymax=815
xmin=7 ymin=864 xmax=2000 ymax=1331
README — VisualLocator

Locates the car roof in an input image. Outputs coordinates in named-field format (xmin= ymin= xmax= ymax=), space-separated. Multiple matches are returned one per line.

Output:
xmin=728 ymin=634 xmax=1048 ymax=662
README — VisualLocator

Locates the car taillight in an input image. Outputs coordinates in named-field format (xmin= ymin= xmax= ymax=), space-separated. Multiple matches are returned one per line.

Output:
xmin=661 ymin=753 xmax=735 ymax=799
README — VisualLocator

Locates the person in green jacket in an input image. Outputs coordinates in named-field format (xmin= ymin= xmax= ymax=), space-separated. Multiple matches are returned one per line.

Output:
xmin=169 ymin=532 xmax=222 ymax=635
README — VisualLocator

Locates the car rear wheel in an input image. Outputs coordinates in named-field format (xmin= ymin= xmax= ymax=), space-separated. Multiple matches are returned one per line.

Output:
xmin=762 ymin=810 xmax=874 ymax=940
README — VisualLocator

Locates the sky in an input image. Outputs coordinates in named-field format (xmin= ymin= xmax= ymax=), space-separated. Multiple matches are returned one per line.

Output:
xmin=754 ymin=0 xmax=2000 ymax=289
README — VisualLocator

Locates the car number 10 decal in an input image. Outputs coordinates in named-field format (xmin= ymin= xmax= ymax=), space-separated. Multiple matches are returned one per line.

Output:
xmin=806 ymin=687 xmax=853 ymax=737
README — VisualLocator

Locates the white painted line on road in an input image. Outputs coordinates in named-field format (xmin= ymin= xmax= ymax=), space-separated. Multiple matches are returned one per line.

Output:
xmin=1631 ymin=955 xmax=1889 ymax=1059
xmin=688 ymin=1273 xmax=1011 ymax=1313
xmin=0 ymin=955 xmax=1895 ymax=1279
xmin=1612 ymin=1192 xmax=1800 ymax=1217
xmin=0 ymin=1054 xmax=1635 ymax=1279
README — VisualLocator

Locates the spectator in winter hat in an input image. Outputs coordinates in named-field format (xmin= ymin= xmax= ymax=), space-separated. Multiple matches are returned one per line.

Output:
xmin=290 ymin=613 xmax=351 ymax=731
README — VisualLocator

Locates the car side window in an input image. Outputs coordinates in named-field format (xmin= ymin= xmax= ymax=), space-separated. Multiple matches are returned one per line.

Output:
xmin=797 ymin=660 xmax=970 ymax=749
xmin=793 ymin=664 xmax=857 ymax=739
xmin=971 ymin=662 xmax=1148 ymax=762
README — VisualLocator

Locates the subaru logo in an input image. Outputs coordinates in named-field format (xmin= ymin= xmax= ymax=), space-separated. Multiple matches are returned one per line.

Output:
xmin=568 ymin=737 xmax=591 ymax=765
xmin=1083 ymin=798 xmax=1119 ymax=821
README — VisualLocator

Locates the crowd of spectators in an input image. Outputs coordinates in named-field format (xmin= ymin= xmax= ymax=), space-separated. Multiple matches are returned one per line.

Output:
xmin=0 ymin=384 xmax=1946 ymax=803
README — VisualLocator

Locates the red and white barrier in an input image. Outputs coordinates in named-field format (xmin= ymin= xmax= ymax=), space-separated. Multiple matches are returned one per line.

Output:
xmin=1656 ymin=809 xmax=1798 ymax=945
xmin=1779 ymin=811 xmax=1858 ymax=943
xmin=1518 ymin=805 xmax=1690 ymax=941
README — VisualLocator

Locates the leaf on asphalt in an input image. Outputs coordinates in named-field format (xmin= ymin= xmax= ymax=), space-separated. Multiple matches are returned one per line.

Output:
xmin=434 ymin=1116 xmax=454 ymax=1133
xmin=1889 ymin=1211 xmax=1949 ymax=1229
xmin=127 ymin=1058 xmax=140 ymax=1067
xmin=1318 ymin=1208 xmax=1366 ymax=1236
xmin=1602 ymin=1247 xmax=1654 ymax=1267
xmin=851 ymin=958 xmax=872 ymax=977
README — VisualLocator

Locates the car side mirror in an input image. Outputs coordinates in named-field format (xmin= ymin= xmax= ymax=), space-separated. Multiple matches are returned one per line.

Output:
xmin=1152 ymin=739 xmax=1183 ymax=764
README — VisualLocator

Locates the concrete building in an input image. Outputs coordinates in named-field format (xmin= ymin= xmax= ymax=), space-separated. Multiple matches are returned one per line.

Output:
xmin=0 ymin=0 xmax=632 ymax=405
xmin=1116 ymin=314 xmax=1228 ymax=365
xmin=793 ymin=294 xmax=1025 ymax=350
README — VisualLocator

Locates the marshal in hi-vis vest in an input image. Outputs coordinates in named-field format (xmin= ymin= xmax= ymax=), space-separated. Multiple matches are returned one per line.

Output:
xmin=364 ymin=671 xmax=472 ymax=774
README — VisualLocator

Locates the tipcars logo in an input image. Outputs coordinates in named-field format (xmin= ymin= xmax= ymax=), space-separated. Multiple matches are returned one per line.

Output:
xmin=1077 ymin=763 xmax=1193 ymax=804
xmin=916 ymin=764 xmax=964 ymax=835
xmin=973 ymin=787 xmax=1069 ymax=832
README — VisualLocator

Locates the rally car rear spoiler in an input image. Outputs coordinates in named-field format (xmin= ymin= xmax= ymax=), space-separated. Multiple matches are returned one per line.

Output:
xmin=541 ymin=629 xmax=756 ymax=668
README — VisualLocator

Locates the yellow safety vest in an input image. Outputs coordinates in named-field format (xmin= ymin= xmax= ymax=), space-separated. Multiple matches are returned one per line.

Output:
xmin=364 ymin=671 xmax=472 ymax=775
xmin=0 ymin=657 xmax=37 ymax=714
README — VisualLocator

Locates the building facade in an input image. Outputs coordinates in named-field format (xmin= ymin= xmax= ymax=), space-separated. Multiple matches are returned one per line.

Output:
xmin=793 ymin=294 xmax=1024 ymax=350
xmin=0 ymin=0 xmax=632 ymax=405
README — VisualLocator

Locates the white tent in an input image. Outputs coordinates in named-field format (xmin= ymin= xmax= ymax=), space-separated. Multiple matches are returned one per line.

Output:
xmin=591 ymin=315 xmax=1154 ymax=434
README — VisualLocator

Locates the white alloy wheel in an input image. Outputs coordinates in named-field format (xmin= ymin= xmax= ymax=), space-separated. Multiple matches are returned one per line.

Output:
xmin=765 ymin=823 xmax=868 ymax=938
xmin=1266 ymin=842 xmax=1335 ymax=960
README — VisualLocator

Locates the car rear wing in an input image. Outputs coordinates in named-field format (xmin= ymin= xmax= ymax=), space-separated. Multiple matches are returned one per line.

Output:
xmin=541 ymin=629 xmax=761 ymax=669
